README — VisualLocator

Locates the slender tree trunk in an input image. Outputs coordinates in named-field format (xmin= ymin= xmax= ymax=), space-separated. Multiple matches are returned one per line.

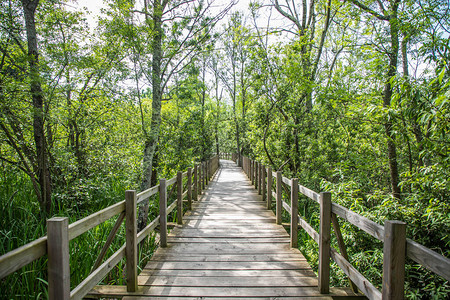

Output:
xmin=138 ymin=0 xmax=165 ymax=230
xmin=383 ymin=1 xmax=401 ymax=199
xmin=22 ymin=0 xmax=52 ymax=213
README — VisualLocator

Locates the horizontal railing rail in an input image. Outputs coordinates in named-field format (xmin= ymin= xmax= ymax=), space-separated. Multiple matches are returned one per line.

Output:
xmin=241 ymin=156 xmax=450 ymax=300
xmin=0 ymin=155 xmax=220 ymax=300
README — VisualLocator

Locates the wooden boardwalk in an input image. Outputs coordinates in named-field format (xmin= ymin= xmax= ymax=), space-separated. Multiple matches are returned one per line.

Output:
xmin=94 ymin=160 xmax=363 ymax=299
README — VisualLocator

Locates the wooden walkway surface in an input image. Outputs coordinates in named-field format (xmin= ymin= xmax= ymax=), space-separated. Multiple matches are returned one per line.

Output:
xmin=97 ymin=160 xmax=364 ymax=299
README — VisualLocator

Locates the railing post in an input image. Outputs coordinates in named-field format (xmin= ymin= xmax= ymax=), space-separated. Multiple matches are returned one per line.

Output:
xmin=319 ymin=192 xmax=331 ymax=294
xmin=193 ymin=165 xmax=198 ymax=201
xmin=250 ymin=160 xmax=253 ymax=184
xmin=47 ymin=217 xmax=70 ymax=300
xmin=257 ymin=163 xmax=262 ymax=195
xmin=290 ymin=178 xmax=298 ymax=248
xmin=382 ymin=220 xmax=406 ymax=300
xmin=205 ymin=161 xmax=209 ymax=185
xmin=177 ymin=171 xmax=183 ymax=225
xmin=267 ymin=167 xmax=272 ymax=210
xmin=159 ymin=179 xmax=167 ymax=248
xmin=125 ymin=190 xmax=137 ymax=292
xmin=202 ymin=162 xmax=206 ymax=190
xmin=262 ymin=165 xmax=266 ymax=202
xmin=276 ymin=171 xmax=282 ymax=225
xmin=187 ymin=167 xmax=192 ymax=210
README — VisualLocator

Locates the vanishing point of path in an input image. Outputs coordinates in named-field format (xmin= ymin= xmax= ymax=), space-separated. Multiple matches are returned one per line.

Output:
xmin=121 ymin=160 xmax=362 ymax=299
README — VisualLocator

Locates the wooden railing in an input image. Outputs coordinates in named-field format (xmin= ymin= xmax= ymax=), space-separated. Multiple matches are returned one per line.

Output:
xmin=0 ymin=155 xmax=220 ymax=300
xmin=219 ymin=152 xmax=238 ymax=162
xmin=242 ymin=156 xmax=450 ymax=300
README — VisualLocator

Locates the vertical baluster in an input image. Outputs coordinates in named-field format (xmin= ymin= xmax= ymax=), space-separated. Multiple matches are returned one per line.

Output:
xmin=159 ymin=179 xmax=167 ymax=248
xmin=47 ymin=217 xmax=70 ymax=300
xmin=319 ymin=192 xmax=331 ymax=293
xmin=276 ymin=171 xmax=282 ymax=225
xmin=267 ymin=167 xmax=272 ymax=210
xmin=382 ymin=220 xmax=406 ymax=300
xmin=187 ymin=167 xmax=192 ymax=210
xmin=125 ymin=190 xmax=137 ymax=292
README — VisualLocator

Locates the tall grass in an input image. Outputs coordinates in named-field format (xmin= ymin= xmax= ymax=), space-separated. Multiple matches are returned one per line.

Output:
xmin=0 ymin=170 xmax=159 ymax=299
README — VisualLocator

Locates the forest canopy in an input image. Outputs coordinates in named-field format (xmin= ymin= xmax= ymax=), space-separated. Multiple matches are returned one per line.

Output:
xmin=0 ymin=0 xmax=449 ymax=298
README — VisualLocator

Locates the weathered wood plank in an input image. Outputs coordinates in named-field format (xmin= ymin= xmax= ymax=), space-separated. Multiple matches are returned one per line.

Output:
xmin=330 ymin=248 xmax=381 ymax=300
xmin=143 ymin=261 xmax=312 ymax=271
xmin=0 ymin=236 xmax=47 ymax=279
xmin=90 ymin=286 xmax=332 ymax=297
xmin=406 ymin=238 xmax=450 ymax=281
xmin=166 ymin=176 xmax=177 ymax=186
xmin=71 ymin=245 xmax=125 ymax=300
xmin=166 ymin=237 xmax=290 ymax=243
xmin=138 ymin=275 xmax=318 ymax=287
xmin=68 ymin=200 xmax=125 ymax=240
xmin=332 ymin=203 xmax=384 ymax=241
xmin=136 ymin=185 xmax=159 ymax=204
xmin=149 ymin=253 xmax=306 ymax=262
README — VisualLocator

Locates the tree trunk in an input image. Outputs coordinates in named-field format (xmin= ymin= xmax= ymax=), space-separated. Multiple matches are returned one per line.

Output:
xmin=138 ymin=0 xmax=165 ymax=230
xmin=383 ymin=1 xmax=401 ymax=199
xmin=22 ymin=0 xmax=52 ymax=213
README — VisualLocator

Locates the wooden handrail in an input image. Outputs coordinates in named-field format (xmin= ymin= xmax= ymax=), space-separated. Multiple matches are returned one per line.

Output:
xmin=240 ymin=155 xmax=450 ymax=299
xmin=0 ymin=156 xmax=218 ymax=300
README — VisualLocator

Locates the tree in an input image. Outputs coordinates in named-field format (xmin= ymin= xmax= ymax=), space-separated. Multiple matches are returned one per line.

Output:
xmin=132 ymin=0 xmax=234 ymax=229
xmin=346 ymin=0 xmax=402 ymax=199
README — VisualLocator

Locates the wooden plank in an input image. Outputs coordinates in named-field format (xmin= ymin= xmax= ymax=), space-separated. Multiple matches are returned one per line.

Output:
xmin=93 ymin=286 xmax=362 ymax=300
xmin=283 ymin=200 xmax=291 ymax=213
xmin=282 ymin=176 xmax=291 ymax=186
xmin=298 ymin=184 xmax=320 ymax=203
xmin=47 ymin=217 xmax=70 ymax=300
xmin=331 ymin=248 xmax=381 ymax=300
xmin=71 ymin=245 xmax=125 ymax=300
xmin=331 ymin=213 xmax=358 ymax=293
xmin=319 ymin=192 xmax=331 ymax=294
xmin=140 ymin=268 xmax=317 ymax=278
xmin=166 ymin=237 xmax=290 ymax=243
xmin=68 ymin=200 xmax=125 ymax=240
xmin=332 ymin=202 xmax=384 ymax=241
xmin=151 ymin=242 xmax=295 ymax=254
xmin=166 ymin=176 xmax=177 ymax=186
xmin=166 ymin=200 xmax=176 ymax=214
xmin=90 ymin=286 xmax=329 ymax=297
xmin=137 ymin=217 xmax=160 ymax=244
xmin=0 ymin=236 xmax=47 ymax=279
xmin=168 ymin=229 xmax=289 ymax=238
xmin=125 ymin=190 xmax=137 ymax=292
xmin=382 ymin=220 xmax=406 ymax=300
xmin=91 ymin=211 xmax=125 ymax=271
xmin=406 ymin=238 xmax=450 ymax=281
xmin=183 ymin=214 xmax=275 ymax=220
xmin=149 ymin=253 xmax=306 ymax=262
xmin=136 ymin=185 xmax=159 ymax=204
xmin=298 ymin=216 xmax=320 ymax=244
xmin=143 ymin=261 xmax=312 ymax=271
xmin=138 ymin=275 xmax=318 ymax=287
